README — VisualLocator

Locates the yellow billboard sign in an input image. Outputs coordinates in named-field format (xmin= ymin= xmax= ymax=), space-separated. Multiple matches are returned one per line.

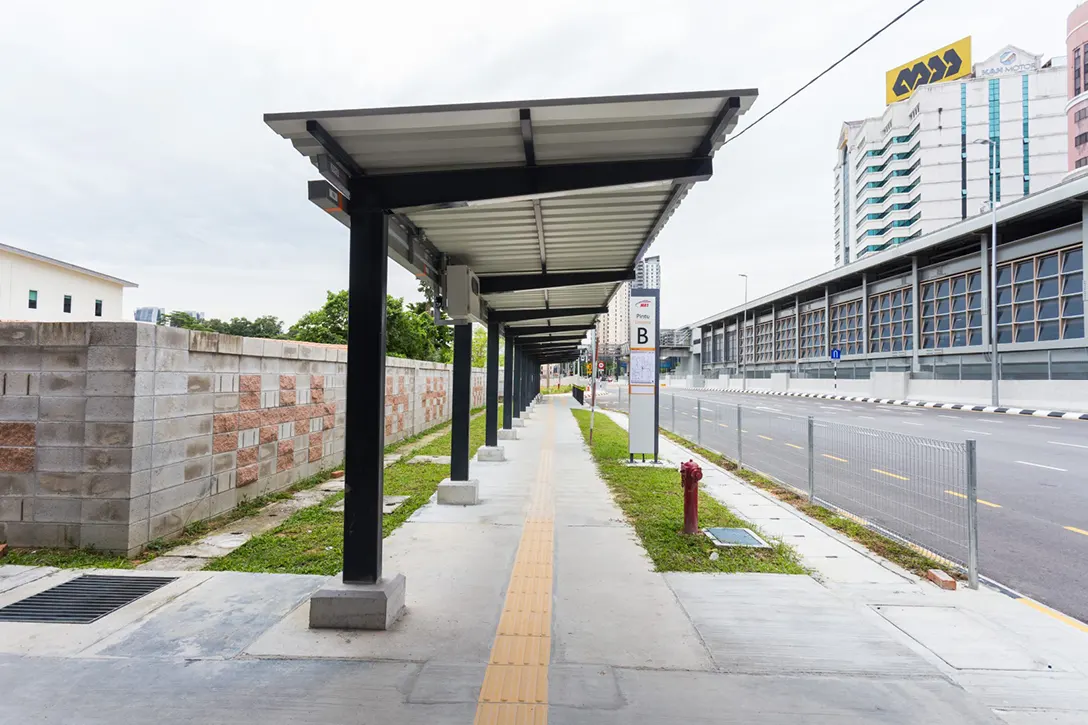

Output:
xmin=885 ymin=36 xmax=971 ymax=104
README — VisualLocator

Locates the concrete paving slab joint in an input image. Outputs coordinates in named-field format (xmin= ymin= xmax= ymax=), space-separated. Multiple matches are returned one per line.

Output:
xmin=476 ymin=446 xmax=505 ymax=462
xmin=437 ymin=478 xmax=480 ymax=505
xmin=308 ymin=572 xmax=406 ymax=630
xmin=497 ymin=429 xmax=518 ymax=440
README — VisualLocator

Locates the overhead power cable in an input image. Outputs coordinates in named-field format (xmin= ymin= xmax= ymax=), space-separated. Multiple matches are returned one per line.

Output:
xmin=725 ymin=0 xmax=928 ymax=146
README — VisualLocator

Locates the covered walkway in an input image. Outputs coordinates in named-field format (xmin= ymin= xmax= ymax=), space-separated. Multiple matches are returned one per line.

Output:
xmin=0 ymin=395 xmax=1034 ymax=723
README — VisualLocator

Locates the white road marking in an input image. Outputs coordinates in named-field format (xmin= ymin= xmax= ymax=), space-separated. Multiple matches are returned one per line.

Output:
xmin=756 ymin=406 xmax=782 ymax=413
xmin=963 ymin=430 xmax=992 ymax=436
xmin=938 ymin=414 xmax=960 ymax=419
xmin=976 ymin=419 xmax=1004 ymax=424
xmin=859 ymin=416 xmax=876 ymax=420
xmin=902 ymin=422 xmax=923 ymax=426
xmin=1030 ymin=424 xmax=1060 ymax=430
xmin=1048 ymin=440 xmax=1088 ymax=450
xmin=1015 ymin=461 xmax=1068 ymax=472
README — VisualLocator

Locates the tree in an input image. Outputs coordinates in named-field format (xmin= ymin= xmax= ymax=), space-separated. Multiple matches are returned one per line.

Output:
xmin=289 ymin=290 xmax=349 ymax=344
xmin=202 ymin=315 xmax=285 ymax=339
xmin=288 ymin=290 xmax=454 ymax=363
xmin=160 ymin=311 xmax=212 ymax=331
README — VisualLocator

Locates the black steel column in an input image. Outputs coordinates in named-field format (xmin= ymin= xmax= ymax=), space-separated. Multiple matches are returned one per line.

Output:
xmin=343 ymin=197 xmax=388 ymax=585
xmin=503 ymin=334 xmax=514 ymax=429
xmin=485 ymin=320 xmax=500 ymax=447
xmin=512 ymin=344 xmax=521 ymax=416
xmin=451 ymin=323 xmax=472 ymax=481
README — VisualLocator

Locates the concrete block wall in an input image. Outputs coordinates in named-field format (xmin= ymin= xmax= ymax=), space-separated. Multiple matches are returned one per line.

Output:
xmin=1 ymin=322 xmax=492 ymax=553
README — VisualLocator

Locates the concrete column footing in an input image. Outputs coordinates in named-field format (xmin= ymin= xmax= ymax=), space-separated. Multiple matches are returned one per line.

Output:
xmin=309 ymin=572 xmax=406 ymax=630
xmin=476 ymin=446 xmax=506 ymax=462
xmin=512 ymin=418 xmax=525 ymax=427
xmin=437 ymin=478 xmax=480 ymax=505
xmin=497 ymin=429 xmax=518 ymax=440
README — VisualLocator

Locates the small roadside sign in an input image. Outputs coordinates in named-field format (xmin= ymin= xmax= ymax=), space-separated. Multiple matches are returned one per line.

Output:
xmin=597 ymin=361 xmax=605 ymax=370
xmin=830 ymin=348 xmax=841 ymax=360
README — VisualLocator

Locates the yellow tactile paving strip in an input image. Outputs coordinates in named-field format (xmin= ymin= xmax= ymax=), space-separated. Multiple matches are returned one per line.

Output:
xmin=474 ymin=404 xmax=556 ymax=725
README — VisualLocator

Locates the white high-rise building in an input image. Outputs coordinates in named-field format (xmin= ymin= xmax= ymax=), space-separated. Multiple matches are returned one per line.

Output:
xmin=635 ymin=255 xmax=661 ymax=289
xmin=595 ymin=281 xmax=631 ymax=347
xmin=834 ymin=44 xmax=1068 ymax=268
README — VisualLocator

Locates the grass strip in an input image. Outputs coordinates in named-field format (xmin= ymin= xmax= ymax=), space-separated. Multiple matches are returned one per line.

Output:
xmin=384 ymin=404 xmax=487 ymax=454
xmin=204 ymin=406 xmax=500 ymax=574
xmin=540 ymin=384 xmax=573 ymax=395
xmin=3 ymin=463 xmax=345 ymax=570
xmin=571 ymin=409 xmax=803 ymax=574
xmin=659 ymin=429 xmax=959 ymax=580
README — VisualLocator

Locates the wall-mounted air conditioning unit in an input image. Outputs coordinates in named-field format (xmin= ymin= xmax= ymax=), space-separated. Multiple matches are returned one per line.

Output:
xmin=445 ymin=265 xmax=484 ymax=324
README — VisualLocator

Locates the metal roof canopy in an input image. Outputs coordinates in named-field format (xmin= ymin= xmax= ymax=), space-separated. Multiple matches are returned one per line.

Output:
xmin=266 ymin=89 xmax=757 ymax=336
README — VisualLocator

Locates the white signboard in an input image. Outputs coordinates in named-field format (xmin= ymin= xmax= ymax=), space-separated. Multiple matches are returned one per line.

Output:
xmin=628 ymin=289 xmax=659 ymax=458
xmin=974 ymin=46 xmax=1040 ymax=77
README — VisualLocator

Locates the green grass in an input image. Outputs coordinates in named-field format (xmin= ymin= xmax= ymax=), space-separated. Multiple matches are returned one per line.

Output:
xmin=383 ymin=405 xmax=487 ymax=455
xmin=3 ymin=463 xmax=345 ymax=570
xmin=3 ymin=547 xmax=136 ymax=569
xmin=413 ymin=405 xmax=501 ymax=456
xmin=571 ymin=409 xmax=804 ymax=574
xmin=540 ymin=384 xmax=572 ymax=395
xmin=204 ymin=406 xmax=498 ymax=574
xmin=659 ymin=429 xmax=959 ymax=580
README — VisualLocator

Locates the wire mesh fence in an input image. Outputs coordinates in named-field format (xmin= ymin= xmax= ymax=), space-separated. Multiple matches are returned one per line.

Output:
xmin=649 ymin=390 xmax=978 ymax=584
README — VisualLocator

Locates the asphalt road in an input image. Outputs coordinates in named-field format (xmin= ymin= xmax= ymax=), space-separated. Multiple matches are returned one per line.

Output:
xmin=593 ymin=382 xmax=1088 ymax=623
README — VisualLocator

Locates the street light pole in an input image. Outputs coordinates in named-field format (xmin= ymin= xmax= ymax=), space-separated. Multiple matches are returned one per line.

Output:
xmin=974 ymin=138 xmax=1000 ymax=407
xmin=739 ymin=273 xmax=748 ymax=391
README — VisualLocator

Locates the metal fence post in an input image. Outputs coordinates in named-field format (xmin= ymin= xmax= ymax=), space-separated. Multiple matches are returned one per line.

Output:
xmin=807 ymin=415 xmax=815 ymax=502
xmin=736 ymin=406 xmax=743 ymax=468
xmin=697 ymin=399 xmax=702 ymax=445
xmin=966 ymin=438 xmax=979 ymax=590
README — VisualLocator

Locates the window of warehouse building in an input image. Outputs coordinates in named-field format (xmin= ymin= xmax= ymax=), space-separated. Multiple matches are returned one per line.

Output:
xmin=775 ymin=315 xmax=796 ymax=360
xmin=921 ymin=271 xmax=982 ymax=349
xmin=756 ymin=321 xmax=774 ymax=362
xmin=829 ymin=299 xmax=863 ymax=355
xmin=742 ymin=324 xmax=755 ymax=363
xmin=995 ymin=245 xmax=1084 ymax=343
xmin=799 ymin=309 xmax=826 ymax=358
xmin=868 ymin=287 xmax=914 ymax=352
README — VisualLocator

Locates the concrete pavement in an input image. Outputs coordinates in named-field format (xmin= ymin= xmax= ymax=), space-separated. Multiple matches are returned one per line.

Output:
xmin=606 ymin=384 xmax=1088 ymax=625
xmin=1 ymin=394 xmax=1085 ymax=723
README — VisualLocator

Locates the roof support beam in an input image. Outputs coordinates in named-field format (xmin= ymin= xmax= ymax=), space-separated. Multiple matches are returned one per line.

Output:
xmin=505 ymin=324 xmax=592 ymax=337
xmin=479 ymin=269 xmax=634 ymax=295
xmin=306 ymin=120 xmax=366 ymax=180
xmin=352 ymin=157 xmax=713 ymax=210
xmin=520 ymin=108 xmax=536 ymax=167
xmin=489 ymin=306 xmax=607 ymax=323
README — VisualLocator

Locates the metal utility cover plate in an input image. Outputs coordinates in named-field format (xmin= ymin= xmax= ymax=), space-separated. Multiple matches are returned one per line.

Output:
xmin=0 ymin=574 xmax=177 ymax=624
xmin=704 ymin=527 xmax=770 ymax=549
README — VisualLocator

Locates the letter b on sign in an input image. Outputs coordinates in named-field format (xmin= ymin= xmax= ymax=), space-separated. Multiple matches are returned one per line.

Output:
xmin=637 ymin=328 xmax=649 ymax=345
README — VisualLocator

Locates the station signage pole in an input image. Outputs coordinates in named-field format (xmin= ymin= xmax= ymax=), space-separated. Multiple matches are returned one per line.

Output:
xmin=628 ymin=288 xmax=660 ymax=463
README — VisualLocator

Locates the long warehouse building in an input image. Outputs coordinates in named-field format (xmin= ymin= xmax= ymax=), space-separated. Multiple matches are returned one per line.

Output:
xmin=691 ymin=174 xmax=1088 ymax=395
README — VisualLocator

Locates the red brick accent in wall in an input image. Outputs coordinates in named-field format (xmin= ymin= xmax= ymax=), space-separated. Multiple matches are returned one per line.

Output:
xmin=277 ymin=454 xmax=292 ymax=472
xmin=238 ymin=464 xmax=258 ymax=486
xmin=240 ymin=392 xmax=260 ymax=410
xmin=294 ymin=419 xmax=307 ymax=436
xmin=0 ymin=447 xmax=35 ymax=472
xmin=280 ymin=374 xmax=295 ymax=390
xmin=309 ymin=444 xmax=322 ymax=462
xmin=309 ymin=432 xmax=322 ymax=449
xmin=0 ymin=423 xmax=35 ymax=447
xmin=237 ymin=446 xmax=258 ymax=466
xmin=278 ymin=439 xmax=294 ymax=457
xmin=238 ymin=411 xmax=261 ymax=430
xmin=240 ymin=374 xmax=261 ymax=392
xmin=311 ymin=388 xmax=325 ymax=403
xmin=324 ymin=415 xmax=334 ymax=431
xmin=311 ymin=375 xmax=324 ymax=389
xmin=260 ymin=425 xmax=277 ymax=444
xmin=280 ymin=390 xmax=296 ymax=406
xmin=213 ymin=414 xmax=237 ymax=434
xmin=213 ymin=432 xmax=237 ymax=454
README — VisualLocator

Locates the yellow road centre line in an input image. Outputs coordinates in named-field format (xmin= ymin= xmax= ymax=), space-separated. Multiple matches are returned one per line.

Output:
xmin=823 ymin=454 xmax=848 ymax=463
xmin=1065 ymin=526 xmax=1088 ymax=537
xmin=1018 ymin=597 xmax=1088 ymax=634
xmin=475 ymin=405 xmax=555 ymax=725
xmin=718 ymin=423 xmax=729 ymax=428
xmin=785 ymin=443 xmax=803 ymax=450
xmin=945 ymin=490 xmax=1002 ymax=508
xmin=872 ymin=468 xmax=909 ymax=481
xmin=758 ymin=435 xmax=773 ymax=441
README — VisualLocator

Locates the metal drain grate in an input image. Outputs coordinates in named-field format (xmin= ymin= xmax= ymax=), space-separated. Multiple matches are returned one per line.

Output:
xmin=0 ymin=574 xmax=176 ymax=624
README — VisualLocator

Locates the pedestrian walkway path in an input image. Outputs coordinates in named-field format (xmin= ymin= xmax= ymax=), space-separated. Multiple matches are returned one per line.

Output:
xmin=0 ymin=396 xmax=1085 ymax=723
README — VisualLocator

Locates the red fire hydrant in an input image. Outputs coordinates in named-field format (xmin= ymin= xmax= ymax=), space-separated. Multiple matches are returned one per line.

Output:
xmin=680 ymin=460 xmax=703 ymax=535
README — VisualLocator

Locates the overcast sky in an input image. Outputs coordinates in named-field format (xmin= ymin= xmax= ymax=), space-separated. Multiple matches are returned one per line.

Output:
xmin=0 ymin=0 xmax=1071 ymax=329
